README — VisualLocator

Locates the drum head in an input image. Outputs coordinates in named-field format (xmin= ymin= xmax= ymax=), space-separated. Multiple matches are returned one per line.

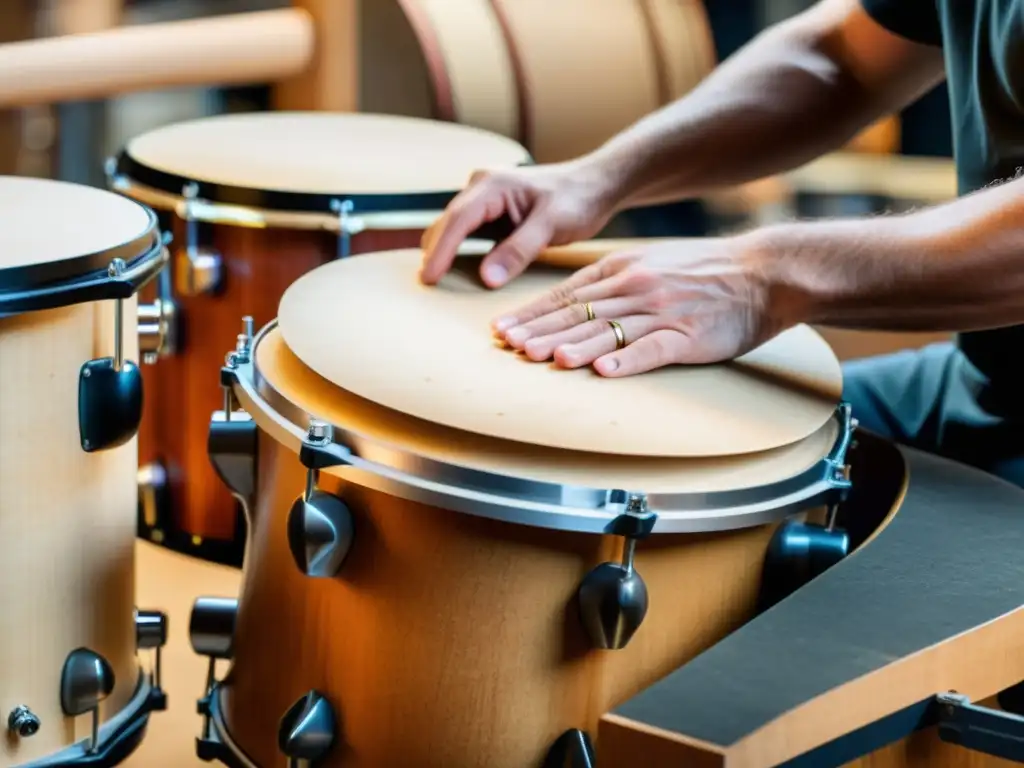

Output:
xmin=119 ymin=112 xmax=530 ymax=205
xmin=257 ymin=326 xmax=839 ymax=494
xmin=0 ymin=176 xmax=156 ymax=290
xmin=277 ymin=248 xmax=843 ymax=459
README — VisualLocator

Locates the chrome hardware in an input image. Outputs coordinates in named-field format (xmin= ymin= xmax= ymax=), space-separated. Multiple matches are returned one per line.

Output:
xmin=278 ymin=691 xmax=337 ymax=768
xmin=7 ymin=706 xmax=40 ymax=738
xmin=221 ymin=317 xmax=254 ymax=418
xmin=331 ymin=199 xmax=355 ymax=258
xmin=60 ymin=648 xmax=115 ymax=753
xmin=177 ymin=183 xmax=223 ymax=297
xmin=135 ymin=609 xmax=168 ymax=694
xmin=137 ymin=461 xmax=169 ymax=532
xmin=577 ymin=493 xmax=656 ymax=650
xmin=823 ymin=402 xmax=856 ymax=530
xmin=138 ymin=267 xmax=178 ymax=363
xmin=208 ymin=408 xmax=258 ymax=521
xmin=287 ymin=421 xmax=354 ymax=579
xmin=190 ymin=597 xmax=238 ymax=742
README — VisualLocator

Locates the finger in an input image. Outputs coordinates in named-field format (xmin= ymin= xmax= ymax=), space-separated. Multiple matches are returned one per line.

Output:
xmin=493 ymin=268 xmax=631 ymax=333
xmin=478 ymin=206 xmax=554 ymax=289
xmin=420 ymin=186 xmax=506 ymax=285
xmin=520 ymin=318 xmax=608 ymax=360
xmin=554 ymin=316 xmax=661 ymax=369
xmin=593 ymin=329 xmax=690 ymax=377
xmin=505 ymin=296 xmax=640 ymax=350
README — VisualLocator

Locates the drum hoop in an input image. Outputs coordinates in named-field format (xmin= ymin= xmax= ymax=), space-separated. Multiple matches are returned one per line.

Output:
xmin=108 ymin=172 xmax=450 ymax=234
xmin=231 ymin=319 xmax=855 ymax=535
xmin=0 ymin=207 xmax=166 ymax=317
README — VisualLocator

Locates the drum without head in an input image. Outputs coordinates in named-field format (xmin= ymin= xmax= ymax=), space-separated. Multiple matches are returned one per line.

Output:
xmin=188 ymin=246 xmax=860 ymax=768
xmin=106 ymin=112 xmax=531 ymax=566
xmin=0 ymin=176 xmax=168 ymax=766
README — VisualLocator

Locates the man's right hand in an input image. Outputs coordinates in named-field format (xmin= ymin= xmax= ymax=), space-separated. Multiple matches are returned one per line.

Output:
xmin=419 ymin=158 xmax=621 ymax=289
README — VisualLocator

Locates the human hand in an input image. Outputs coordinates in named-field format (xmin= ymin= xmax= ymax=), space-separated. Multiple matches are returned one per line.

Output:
xmin=419 ymin=159 xmax=620 ymax=288
xmin=492 ymin=237 xmax=793 ymax=377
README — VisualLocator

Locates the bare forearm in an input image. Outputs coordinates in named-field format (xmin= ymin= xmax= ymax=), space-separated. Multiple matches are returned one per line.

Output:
xmin=588 ymin=3 xmax=943 ymax=210
xmin=757 ymin=177 xmax=1024 ymax=333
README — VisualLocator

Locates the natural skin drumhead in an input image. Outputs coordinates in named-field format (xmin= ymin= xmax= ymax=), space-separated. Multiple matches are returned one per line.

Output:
xmin=277 ymin=248 xmax=843 ymax=458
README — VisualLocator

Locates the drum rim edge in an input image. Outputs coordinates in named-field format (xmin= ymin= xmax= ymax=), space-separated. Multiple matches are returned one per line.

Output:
xmin=227 ymin=319 xmax=855 ymax=535
xmin=0 ymin=202 xmax=161 ymax=296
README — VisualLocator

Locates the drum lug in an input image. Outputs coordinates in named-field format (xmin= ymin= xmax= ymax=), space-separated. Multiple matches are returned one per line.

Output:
xmin=135 ymin=608 xmax=169 ymax=711
xmin=331 ymin=198 xmax=355 ymax=258
xmin=208 ymin=411 xmax=258 ymax=507
xmin=139 ymin=268 xmax=179 ymax=362
xmin=78 ymin=258 xmax=144 ymax=453
xmin=287 ymin=421 xmax=355 ymax=579
xmin=190 ymin=597 xmax=239 ymax=744
xmin=60 ymin=648 xmax=115 ymax=754
xmin=578 ymin=493 xmax=658 ymax=650
xmin=278 ymin=691 xmax=338 ymax=767
xmin=177 ymin=182 xmax=224 ymax=297
xmin=543 ymin=729 xmax=595 ymax=768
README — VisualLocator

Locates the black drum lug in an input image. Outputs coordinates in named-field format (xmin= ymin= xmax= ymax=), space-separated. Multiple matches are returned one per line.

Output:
xmin=208 ymin=411 xmax=258 ymax=504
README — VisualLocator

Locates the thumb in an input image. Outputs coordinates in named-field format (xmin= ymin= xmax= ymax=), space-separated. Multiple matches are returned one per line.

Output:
xmin=479 ymin=207 xmax=555 ymax=288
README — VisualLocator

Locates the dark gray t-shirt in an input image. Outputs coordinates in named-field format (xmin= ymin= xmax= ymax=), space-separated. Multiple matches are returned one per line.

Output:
xmin=861 ymin=0 xmax=1024 ymax=393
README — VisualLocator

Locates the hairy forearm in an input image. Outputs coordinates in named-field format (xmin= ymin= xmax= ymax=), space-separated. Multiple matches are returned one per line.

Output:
xmin=585 ymin=5 xmax=941 ymax=212
xmin=757 ymin=176 xmax=1024 ymax=332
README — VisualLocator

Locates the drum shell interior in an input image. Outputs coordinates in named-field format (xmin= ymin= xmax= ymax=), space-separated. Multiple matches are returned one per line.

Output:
xmin=137 ymin=216 xmax=426 ymax=547
xmin=0 ymin=299 xmax=140 ymax=765
xmin=221 ymin=434 xmax=782 ymax=768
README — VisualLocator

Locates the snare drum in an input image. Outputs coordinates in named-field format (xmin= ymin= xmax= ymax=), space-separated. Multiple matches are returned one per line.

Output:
xmin=0 ymin=176 xmax=168 ymax=766
xmin=187 ymin=247 xmax=853 ymax=768
xmin=106 ymin=112 xmax=531 ymax=565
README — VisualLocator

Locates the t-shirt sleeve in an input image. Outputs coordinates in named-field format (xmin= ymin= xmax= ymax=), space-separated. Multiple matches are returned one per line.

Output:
xmin=859 ymin=0 xmax=943 ymax=47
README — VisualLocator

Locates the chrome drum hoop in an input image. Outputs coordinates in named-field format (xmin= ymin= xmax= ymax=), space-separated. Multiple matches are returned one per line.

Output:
xmin=225 ymin=320 xmax=855 ymax=536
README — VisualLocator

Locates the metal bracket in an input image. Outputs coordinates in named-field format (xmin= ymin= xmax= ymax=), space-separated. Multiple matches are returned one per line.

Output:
xmin=331 ymin=198 xmax=355 ymax=258
xmin=937 ymin=692 xmax=1024 ymax=763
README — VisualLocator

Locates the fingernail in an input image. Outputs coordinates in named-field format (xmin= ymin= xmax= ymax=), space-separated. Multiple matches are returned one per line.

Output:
xmin=596 ymin=357 xmax=619 ymax=374
xmin=506 ymin=327 xmax=529 ymax=345
xmin=493 ymin=316 xmax=517 ymax=332
xmin=482 ymin=264 xmax=508 ymax=286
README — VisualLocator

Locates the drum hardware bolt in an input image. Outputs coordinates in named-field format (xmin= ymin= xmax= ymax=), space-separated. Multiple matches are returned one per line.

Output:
xmin=287 ymin=422 xmax=355 ymax=578
xmin=577 ymin=492 xmax=657 ymax=650
xmin=78 ymin=257 xmax=144 ymax=453
xmin=278 ymin=691 xmax=337 ymax=767
xmin=60 ymin=647 xmax=115 ymax=753
xmin=189 ymin=597 xmax=239 ymax=741
xmin=7 ymin=706 xmax=40 ymax=738
xmin=233 ymin=334 xmax=250 ymax=364
xmin=178 ymin=182 xmax=224 ymax=297
xmin=135 ymin=609 xmax=168 ymax=694
xmin=331 ymin=198 xmax=355 ymax=258
xmin=142 ymin=352 xmax=158 ymax=365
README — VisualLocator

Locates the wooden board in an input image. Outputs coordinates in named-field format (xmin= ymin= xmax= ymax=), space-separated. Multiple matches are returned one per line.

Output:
xmin=597 ymin=437 xmax=1024 ymax=767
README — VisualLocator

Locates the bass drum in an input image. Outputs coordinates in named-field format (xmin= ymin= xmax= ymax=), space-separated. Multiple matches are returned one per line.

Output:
xmin=188 ymin=244 xmax=856 ymax=768
xmin=0 ymin=176 xmax=168 ymax=767
xmin=108 ymin=112 xmax=530 ymax=567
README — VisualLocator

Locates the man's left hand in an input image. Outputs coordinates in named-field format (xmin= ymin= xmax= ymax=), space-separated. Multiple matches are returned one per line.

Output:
xmin=491 ymin=237 xmax=793 ymax=376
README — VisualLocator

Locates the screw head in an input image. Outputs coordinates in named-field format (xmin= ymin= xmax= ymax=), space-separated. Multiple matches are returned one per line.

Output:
xmin=8 ymin=706 xmax=40 ymax=738
xmin=308 ymin=421 xmax=330 ymax=442
xmin=107 ymin=258 xmax=125 ymax=278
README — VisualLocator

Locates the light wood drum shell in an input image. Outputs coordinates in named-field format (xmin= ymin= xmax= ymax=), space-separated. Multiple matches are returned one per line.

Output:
xmin=109 ymin=113 xmax=531 ymax=564
xmin=0 ymin=299 xmax=140 ymax=766
xmin=206 ymin=317 xmax=850 ymax=768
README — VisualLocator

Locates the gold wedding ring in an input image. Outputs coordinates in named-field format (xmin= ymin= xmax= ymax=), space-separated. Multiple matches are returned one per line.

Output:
xmin=582 ymin=302 xmax=596 ymax=322
xmin=607 ymin=319 xmax=626 ymax=350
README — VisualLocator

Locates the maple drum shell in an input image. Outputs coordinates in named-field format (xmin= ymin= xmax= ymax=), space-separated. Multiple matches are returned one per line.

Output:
xmin=136 ymin=220 xmax=425 ymax=552
xmin=220 ymin=435 xmax=777 ymax=768
xmin=0 ymin=300 xmax=140 ymax=766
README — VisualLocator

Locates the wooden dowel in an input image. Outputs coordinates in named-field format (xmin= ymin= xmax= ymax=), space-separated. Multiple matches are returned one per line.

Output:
xmin=0 ymin=8 xmax=315 ymax=108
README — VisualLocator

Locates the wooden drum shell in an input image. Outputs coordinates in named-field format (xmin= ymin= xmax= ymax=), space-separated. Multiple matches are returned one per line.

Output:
xmin=137 ymin=221 xmax=424 ymax=550
xmin=220 ymin=434 xmax=778 ymax=768
xmin=0 ymin=298 xmax=140 ymax=766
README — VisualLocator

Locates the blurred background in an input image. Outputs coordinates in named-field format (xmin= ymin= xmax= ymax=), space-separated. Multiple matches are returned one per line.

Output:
xmin=1 ymin=0 xmax=955 ymax=357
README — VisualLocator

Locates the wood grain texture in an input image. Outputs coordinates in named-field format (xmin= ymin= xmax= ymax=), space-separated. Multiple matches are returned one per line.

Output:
xmin=219 ymin=435 xmax=780 ymax=768
xmin=0 ymin=299 xmax=140 ymax=765
xmin=138 ymin=221 xmax=425 ymax=547
xmin=597 ymin=437 xmax=1024 ymax=767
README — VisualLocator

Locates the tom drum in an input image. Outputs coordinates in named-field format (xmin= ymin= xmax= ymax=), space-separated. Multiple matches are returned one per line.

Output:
xmin=0 ymin=176 xmax=169 ymax=767
xmin=106 ymin=112 xmax=531 ymax=566
xmin=187 ymin=246 xmax=857 ymax=768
